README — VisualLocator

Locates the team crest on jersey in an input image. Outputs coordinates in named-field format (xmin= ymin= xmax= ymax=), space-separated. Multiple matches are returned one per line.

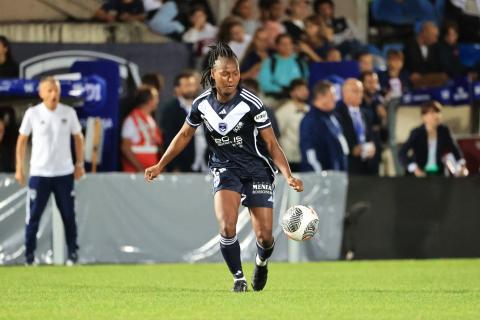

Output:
xmin=219 ymin=122 xmax=227 ymax=132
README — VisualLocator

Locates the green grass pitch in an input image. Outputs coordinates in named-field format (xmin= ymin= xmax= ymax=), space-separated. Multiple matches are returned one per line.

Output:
xmin=1 ymin=259 xmax=479 ymax=319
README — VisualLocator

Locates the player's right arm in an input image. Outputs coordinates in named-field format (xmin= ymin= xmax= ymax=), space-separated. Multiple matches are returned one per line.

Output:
xmin=16 ymin=108 xmax=32 ymax=186
xmin=144 ymin=122 xmax=196 ymax=182
xmin=15 ymin=134 xmax=28 ymax=186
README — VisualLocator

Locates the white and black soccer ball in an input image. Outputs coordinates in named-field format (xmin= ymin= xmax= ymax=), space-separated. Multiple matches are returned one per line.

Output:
xmin=281 ymin=205 xmax=319 ymax=241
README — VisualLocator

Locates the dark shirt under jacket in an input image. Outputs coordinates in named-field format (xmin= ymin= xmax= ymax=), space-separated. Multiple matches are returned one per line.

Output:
xmin=160 ymin=98 xmax=195 ymax=172
xmin=0 ymin=60 xmax=19 ymax=78
xmin=438 ymin=41 xmax=467 ymax=78
xmin=335 ymin=100 xmax=377 ymax=175
xmin=398 ymin=124 xmax=464 ymax=175
xmin=403 ymin=39 xmax=442 ymax=74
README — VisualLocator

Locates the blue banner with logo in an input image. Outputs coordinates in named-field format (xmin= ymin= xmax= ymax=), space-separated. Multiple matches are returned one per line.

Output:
xmin=70 ymin=60 xmax=120 ymax=171
xmin=401 ymin=79 xmax=479 ymax=106
xmin=0 ymin=76 xmax=106 ymax=102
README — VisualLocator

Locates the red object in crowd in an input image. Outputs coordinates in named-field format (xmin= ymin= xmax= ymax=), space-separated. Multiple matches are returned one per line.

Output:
xmin=122 ymin=108 xmax=162 ymax=172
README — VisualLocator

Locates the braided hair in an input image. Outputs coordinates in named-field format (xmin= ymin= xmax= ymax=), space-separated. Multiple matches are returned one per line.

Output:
xmin=201 ymin=42 xmax=238 ymax=89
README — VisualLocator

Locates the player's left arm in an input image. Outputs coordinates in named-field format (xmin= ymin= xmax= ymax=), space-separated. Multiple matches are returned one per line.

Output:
xmin=73 ymin=133 xmax=85 ymax=180
xmin=259 ymin=127 xmax=303 ymax=192
xmin=71 ymin=110 xmax=85 ymax=180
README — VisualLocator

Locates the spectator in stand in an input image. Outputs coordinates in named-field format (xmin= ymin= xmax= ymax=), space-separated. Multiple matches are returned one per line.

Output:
xmin=0 ymin=108 xmax=16 ymax=172
xmin=231 ymin=0 xmax=260 ymax=36
xmin=335 ymin=78 xmax=377 ymax=175
xmin=144 ymin=0 xmax=185 ymax=39
xmin=161 ymin=71 xmax=203 ymax=172
xmin=378 ymin=49 xmax=410 ymax=100
xmin=438 ymin=21 xmax=468 ymax=78
xmin=119 ymin=72 xmax=164 ymax=133
xmin=175 ymin=0 xmax=216 ymax=33
xmin=283 ymin=0 xmax=312 ymax=43
xmin=240 ymin=27 xmax=270 ymax=80
xmin=182 ymin=5 xmax=218 ymax=57
xmin=300 ymin=81 xmax=348 ymax=172
xmin=258 ymin=33 xmax=309 ymax=100
xmin=361 ymin=71 xmax=387 ymax=131
xmin=94 ymin=0 xmax=145 ymax=23
xmin=121 ymin=86 xmax=162 ymax=172
xmin=313 ymin=0 xmax=362 ymax=57
xmin=259 ymin=0 xmax=286 ymax=49
xmin=217 ymin=17 xmax=252 ymax=62
xmin=326 ymin=47 xmax=342 ymax=62
xmin=361 ymin=71 xmax=387 ymax=173
xmin=356 ymin=51 xmax=374 ymax=74
xmin=0 ymin=118 xmax=14 ymax=172
xmin=298 ymin=15 xmax=334 ymax=62
xmin=141 ymin=72 xmax=165 ymax=121
xmin=445 ymin=0 xmax=480 ymax=42
xmin=0 ymin=35 xmax=18 ymax=78
xmin=403 ymin=21 xmax=447 ymax=88
xmin=276 ymin=79 xmax=310 ymax=171
xmin=241 ymin=78 xmax=281 ymax=138
xmin=399 ymin=100 xmax=467 ymax=177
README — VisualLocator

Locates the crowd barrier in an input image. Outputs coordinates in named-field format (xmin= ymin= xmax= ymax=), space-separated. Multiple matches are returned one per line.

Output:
xmin=1 ymin=173 xmax=478 ymax=265
xmin=346 ymin=175 xmax=480 ymax=259
xmin=0 ymin=173 xmax=348 ymax=265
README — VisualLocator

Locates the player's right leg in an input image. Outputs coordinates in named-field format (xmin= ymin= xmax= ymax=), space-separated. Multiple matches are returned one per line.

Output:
xmin=214 ymin=189 xmax=247 ymax=292
xmin=25 ymin=176 xmax=52 ymax=265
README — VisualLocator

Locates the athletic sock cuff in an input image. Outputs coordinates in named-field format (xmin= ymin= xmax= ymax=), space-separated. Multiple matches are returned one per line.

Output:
xmin=256 ymin=239 xmax=275 ymax=250
xmin=220 ymin=234 xmax=238 ymax=246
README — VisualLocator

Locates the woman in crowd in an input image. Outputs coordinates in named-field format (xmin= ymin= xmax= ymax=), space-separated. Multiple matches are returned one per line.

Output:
xmin=217 ymin=17 xmax=252 ymax=61
xmin=298 ymin=15 xmax=334 ymax=62
xmin=230 ymin=0 xmax=260 ymax=36
xmin=240 ymin=27 xmax=270 ymax=79
xmin=0 ymin=35 xmax=18 ymax=78
xmin=399 ymin=100 xmax=467 ymax=177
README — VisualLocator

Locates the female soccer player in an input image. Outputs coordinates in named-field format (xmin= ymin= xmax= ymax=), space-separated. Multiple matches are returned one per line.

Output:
xmin=145 ymin=42 xmax=303 ymax=292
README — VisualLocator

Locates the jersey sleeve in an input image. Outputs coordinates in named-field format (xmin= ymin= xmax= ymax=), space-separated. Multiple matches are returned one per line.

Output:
xmin=241 ymin=89 xmax=272 ymax=130
xmin=70 ymin=109 xmax=82 ymax=135
xmin=251 ymin=104 xmax=272 ymax=130
xmin=19 ymin=109 xmax=32 ymax=136
xmin=185 ymin=100 xmax=203 ymax=128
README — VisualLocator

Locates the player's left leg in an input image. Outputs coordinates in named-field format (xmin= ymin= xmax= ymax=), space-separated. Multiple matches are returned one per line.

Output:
xmin=249 ymin=207 xmax=275 ymax=291
xmin=52 ymin=174 xmax=79 ymax=265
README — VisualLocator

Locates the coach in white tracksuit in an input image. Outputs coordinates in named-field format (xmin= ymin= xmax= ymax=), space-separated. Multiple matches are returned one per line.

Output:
xmin=15 ymin=77 xmax=85 ymax=265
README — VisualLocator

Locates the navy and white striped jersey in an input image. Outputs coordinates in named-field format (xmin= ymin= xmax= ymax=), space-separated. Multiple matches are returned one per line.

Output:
xmin=186 ymin=87 xmax=276 ymax=177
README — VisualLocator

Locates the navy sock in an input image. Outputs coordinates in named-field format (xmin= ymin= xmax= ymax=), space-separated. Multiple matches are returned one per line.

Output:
xmin=220 ymin=235 xmax=244 ymax=279
xmin=256 ymin=239 xmax=275 ymax=264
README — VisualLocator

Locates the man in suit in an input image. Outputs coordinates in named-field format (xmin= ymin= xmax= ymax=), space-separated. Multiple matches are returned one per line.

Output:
xmin=403 ymin=21 xmax=448 ymax=87
xmin=300 ymin=81 xmax=348 ymax=172
xmin=335 ymin=78 xmax=377 ymax=175
xmin=160 ymin=71 xmax=204 ymax=172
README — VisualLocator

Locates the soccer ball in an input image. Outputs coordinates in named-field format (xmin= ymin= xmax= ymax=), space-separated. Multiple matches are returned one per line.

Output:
xmin=281 ymin=205 xmax=319 ymax=241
